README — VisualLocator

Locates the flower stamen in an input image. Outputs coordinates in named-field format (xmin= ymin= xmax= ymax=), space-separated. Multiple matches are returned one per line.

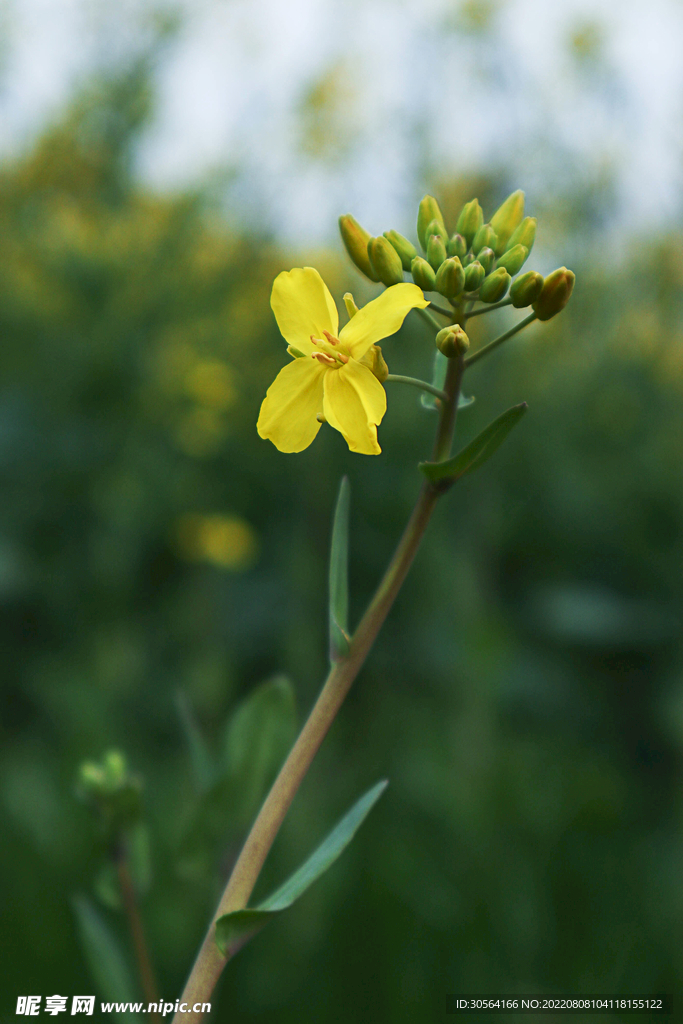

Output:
xmin=311 ymin=351 xmax=338 ymax=367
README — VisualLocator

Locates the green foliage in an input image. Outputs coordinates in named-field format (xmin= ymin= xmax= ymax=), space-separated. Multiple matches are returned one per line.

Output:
xmin=421 ymin=349 xmax=448 ymax=410
xmin=420 ymin=403 xmax=527 ymax=485
xmin=328 ymin=477 xmax=351 ymax=661
xmin=177 ymin=677 xmax=297 ymax=881
xmin=72 ymin=896 xmax=140 ymax=1020
xmin=215 ymin=780 xmax=387 ymax=959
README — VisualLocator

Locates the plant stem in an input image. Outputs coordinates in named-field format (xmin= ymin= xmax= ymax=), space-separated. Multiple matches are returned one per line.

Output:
xmin=464 ymin=312 xmax=537 ymax=368
xmin=173 ymin=338 xmax=467 ymax=1024
xmin=427 ymin=301 xmax=454 ymax=318
xmin=432 ymin=353 xmax=466 ymax=462
xmin=385 ymin=374 xmax=448 ymax=403
xmin=415 ymin=306 xmax=445 ymax=334
xmin=115 ymin=846 xmax=161 ymax=1020
xmin=465 ymin=297 xmax=513 ymax=318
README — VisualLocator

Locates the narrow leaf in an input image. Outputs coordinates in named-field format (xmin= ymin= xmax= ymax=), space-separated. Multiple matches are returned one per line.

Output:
xmin=215 ymin=779 xmax=388 ymax=958
xmin=177 ymin=678 xmax=297 ymax=880
xmin=128 ymin=822 xmax=152 ymax=896
xmin=72 ymin=895 xmax=140 ymax=1022
xmin=260 ymin=779 xmax=388 ymax=911
xmin=420 ymin=349 xmax=448 ymax=409
xmin=175 ymin=690 xmax=214 ymax=793
xmin=421 ymin=350 xmax=474 ymax=410
xmin=222 ymin=675 xmax=297 ymax=816
xmin=214 ymin=908 xmax=271 ymax=959
xmin=329 ymin=476 xmax=350 ymax=660
xmin=419 ymin=402 xmax=528 ymax=485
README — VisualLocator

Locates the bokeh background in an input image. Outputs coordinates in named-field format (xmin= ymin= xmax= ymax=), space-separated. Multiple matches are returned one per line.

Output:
xmin=2 ymin=0 xmax=683 ymax=1020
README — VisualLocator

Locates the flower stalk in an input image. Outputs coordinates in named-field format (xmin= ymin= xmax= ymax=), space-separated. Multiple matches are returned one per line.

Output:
xmin=173 ymin=319 xmax=467 ymax=1024
xmin=464 ymin=312 xmax=537 ymax=368
xmin=384 ymin=373 xmax=449 ymax=403
xmin=173 ymin=188 xmax=574 ymax=1023
xmin=114 ymin=845 xmax=161 ymax=1020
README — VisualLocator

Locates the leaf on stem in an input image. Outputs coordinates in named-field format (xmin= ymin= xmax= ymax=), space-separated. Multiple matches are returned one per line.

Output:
xmin=329 ymin=476 xmax=351 ymax=661
xmin=420 ymin=350 xmax=448 ymax=410
xmin=419 ymin=403 xmax=528 ymax=485
xmin=215 ymin=780 xmax=388 ymax=959
xmin=177 ymin=678 xmax=297 ymax=879
xmin=421 ymin=349 xmax=474 ymax=410
xmin=221 ymin=676 xmax=297 ymax=816
xmin=72 ymin=895 xmax=141 ymax=1021
xmin=175 ymin=690 xmax=214 ymax=794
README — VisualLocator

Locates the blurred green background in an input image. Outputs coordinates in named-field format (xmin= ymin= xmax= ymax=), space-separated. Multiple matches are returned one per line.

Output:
xmin=2 ymin=3 xmax=683 ymax=1021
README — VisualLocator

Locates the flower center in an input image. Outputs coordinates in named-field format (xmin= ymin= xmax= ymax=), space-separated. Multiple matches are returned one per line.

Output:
xmin=310 ymin=330 xmax=349 ymax=369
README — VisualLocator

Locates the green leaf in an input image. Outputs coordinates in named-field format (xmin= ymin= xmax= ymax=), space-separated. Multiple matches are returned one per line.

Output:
xmin=177 ymin=677 xmax=297 ymax=881
xmin=419 ymin=402 xmax=528 ymax=485
xmin=421 ymin=350 xmax=474 ymax=410
xmin=128 ymin=822 xmax=151 ymax=896
xmin=215 ymin=779 xmax=388 ymax=959
xmin=175 ymin=690 xmax=214 ymax=793
xmin=175 ymin=774 xmax=237 ymax=883
xmin=72 ymin=895 xmax=141 ymax=1022
xmin=222 ymin=675 xmax=297 ymax=817
xmin=329 ymin=476 xmax=351 ymax=660
xmin=420 ymin=349 xmax=448 ymax=409
xmin=93 ymin=862 xmax=121 ymax=911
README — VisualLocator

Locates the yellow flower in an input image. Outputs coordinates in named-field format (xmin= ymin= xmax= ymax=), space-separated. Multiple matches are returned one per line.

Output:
xmin=257 ymin=267 xmax=428 ymax=454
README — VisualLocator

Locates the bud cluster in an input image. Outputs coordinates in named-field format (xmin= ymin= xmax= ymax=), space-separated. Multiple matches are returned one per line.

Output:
xmin=77 ymin=749 xmax=143 ymax=840
xmin=339 ymin=190 xmax=574 ymax=321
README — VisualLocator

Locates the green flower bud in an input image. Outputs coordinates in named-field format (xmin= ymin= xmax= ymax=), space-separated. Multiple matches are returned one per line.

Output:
xmin=472 ymin=223 xmax=498 ymax=256
xmin=78 ymin=761 xmax=106 ymax=796
xmin=532 ymin=267 xmax=575 ymax=321
xmin=455 ymin=199 xmax=484 ymax=247
xmin=464 ymin=260 xmax=485 ymax=292
xmin=506 ymin=216 xmax=536 ymax=254
xmin=477 ymin=246 xmax=496 ymax=274
xmin=76 ymin=750 xmax=143 ymax=834
xmin=428 ymin=216 xmax=448 ymax=239
xmin=490 ymin=189 xmax=525 ymax=252
xmin=435 ymin=256 xmax=465 ymax=301
xmin=343 ymin=292 xmax=359 ymax=318
xmin=426 ymin=233 xmax=448 ymax=271
xmin=103 ymin=750 xmax=127 ymax=788
xmin=411 ymin=255 xmax=437 ymax=291
xmin=339 ymin=214 xmax=380 ymax=282
xmin=384 ymin=230 xmax=417 ymax=271
xmin=360 ymin=343 xmax=389 ymax=383
xmin=417 ymin=195 xmax=447 ymax=250
xmin=447 ymin=233 xmax=467 ymax=259
xmin=496 ymin=244 xmax=529 ymax=276
xmin=479 ymin=266 xmax=512 ymax=303
xmin=462 ymin=252 xmax=474 ymax=267
xmin=436 ymin=325 xmax=470 ymax=357
xmin=368 ymin=235 xmax=405 ymax=287
xmin=509 ymin=270 xmax=544 ymax=308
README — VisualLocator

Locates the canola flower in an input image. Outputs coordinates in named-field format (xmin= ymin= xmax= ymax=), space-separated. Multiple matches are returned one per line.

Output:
xmin=257 ymin=267 xmax=427 ymax=454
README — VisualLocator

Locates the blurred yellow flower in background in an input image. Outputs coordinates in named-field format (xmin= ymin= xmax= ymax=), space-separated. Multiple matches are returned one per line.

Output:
xmin=175 ymin=514 xmax=259 ymax=571
xmin=257 ymin=267 xmax=427 ymax=454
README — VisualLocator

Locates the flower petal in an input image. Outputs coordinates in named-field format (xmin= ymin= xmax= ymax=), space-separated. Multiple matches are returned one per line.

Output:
xmin=271 ymin=267 xmax=339 ymax=354
xmin=338 ymin=282 xmax=428 ymax=359
xmin=322 ymin=359 xmax=387 ymax=455
xmin=257 ymin=357 xmax=326 ymax=453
